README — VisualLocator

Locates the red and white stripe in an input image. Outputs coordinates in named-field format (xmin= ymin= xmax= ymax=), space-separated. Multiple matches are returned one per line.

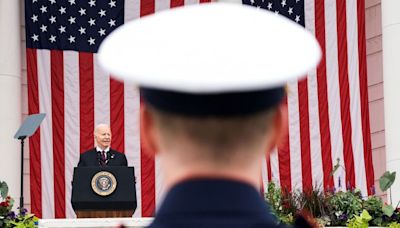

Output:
xmin=264 ymin=0 xmax=374 ymax=196
xmin=27 ymin=0 xmax=210 ymax=219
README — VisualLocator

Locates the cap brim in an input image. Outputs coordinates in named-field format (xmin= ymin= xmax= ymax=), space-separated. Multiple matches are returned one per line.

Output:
xmin=98 ymin=3 xmax=321 ymax=94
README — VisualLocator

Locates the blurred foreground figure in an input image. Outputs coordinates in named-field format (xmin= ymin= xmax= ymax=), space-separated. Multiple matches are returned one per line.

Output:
xmin=99 ymin=3 xmax=321 ymax=227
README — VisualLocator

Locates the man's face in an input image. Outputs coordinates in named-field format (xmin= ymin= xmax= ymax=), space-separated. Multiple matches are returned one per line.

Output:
xmin=95 ymin=126 xmax=112 ymax=149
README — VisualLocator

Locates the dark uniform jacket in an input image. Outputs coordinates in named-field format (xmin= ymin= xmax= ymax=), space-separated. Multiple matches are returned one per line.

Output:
xmin=77 ymin=148 xmax=127 ymax=167
xmin=149 ymin=178 xmax=305 ymax=228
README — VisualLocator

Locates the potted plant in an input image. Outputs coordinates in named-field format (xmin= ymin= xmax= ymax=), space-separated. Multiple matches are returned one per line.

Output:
xmin=0 ymin=181 xmax=38 ymax=228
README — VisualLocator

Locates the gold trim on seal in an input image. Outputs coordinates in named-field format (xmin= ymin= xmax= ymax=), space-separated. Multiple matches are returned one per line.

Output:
xmin=91 ymin=171 xmax=117 ymax=196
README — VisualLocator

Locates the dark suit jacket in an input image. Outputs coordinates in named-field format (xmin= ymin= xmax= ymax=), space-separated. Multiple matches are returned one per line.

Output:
xmin=77 ymin=148 xmax=128 ymax=167
xmin=149 ymin=178 xmax=300 ymax=228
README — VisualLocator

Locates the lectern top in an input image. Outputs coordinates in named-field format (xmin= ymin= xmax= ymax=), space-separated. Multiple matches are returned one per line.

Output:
xmin=14 ymin=113 xmax=46 ymax=139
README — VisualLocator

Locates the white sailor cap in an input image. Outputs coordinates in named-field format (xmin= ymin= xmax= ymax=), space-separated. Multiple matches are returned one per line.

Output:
xmin=98 ymin=3 xmax=321 ymax=116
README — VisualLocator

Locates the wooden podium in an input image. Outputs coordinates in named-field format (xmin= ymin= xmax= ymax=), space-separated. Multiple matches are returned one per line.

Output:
xmin=75 ymin=210 xmax=134 ymax=218
xmin=71 ymin=166 xmax=137 ymax=218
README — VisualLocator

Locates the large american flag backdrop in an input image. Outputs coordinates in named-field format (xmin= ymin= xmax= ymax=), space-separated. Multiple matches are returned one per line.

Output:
xmin=25 ymin=0 xmax=374 ymax=219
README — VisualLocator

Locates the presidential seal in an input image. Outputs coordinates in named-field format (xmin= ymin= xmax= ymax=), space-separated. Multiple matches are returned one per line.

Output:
xmin=91 ymin=171 xmax=117 ymax=196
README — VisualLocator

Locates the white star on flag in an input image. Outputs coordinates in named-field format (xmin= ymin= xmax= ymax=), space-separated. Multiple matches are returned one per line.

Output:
xmin=79 ymin=8 xmax=86 ymax=16
xmin=99 ymin=9 xmax=106 ymax=17
xmin=108 ymin=19 xmax=116 ymax=27
xmin=31 ymin=34 xmax=39 ymax=41
xmin=88 ymin=37 xmax=95 ymax=45
xmin=49 ymin=16 xmax=56 ymax=24
xmin=109 ymin=0 xmax=116 ymax=8
xmin=78 ymin=27 xmax=86 ymax=34
xmin=98 ymin=28 xmax=106 ymax=36
xmin=88 ymin=0 xmax=96 ymax=7
xmin=295 ymin=15 xmax=300 ymax=23
xmin=68 ymin=35 xmax=75 ymax=43
xmin=58 ymin=26 xmax=66 ymax=34
xmin=59 ymin=7 xmax=66 ymax=15
xmin=49 ymin=35 xmax=56 ymax=43
xmin=68 ymin=16 xmax=76 ymax=24
xmin=88 ymin=18 xmax=96 ymax=26
xmin=31 ymin=14 xmax=38 ymax=22
xmin=40 ymin=24 xmax=47 ymax=32
xmin=40 ymin=5 xmax=47 ymax=13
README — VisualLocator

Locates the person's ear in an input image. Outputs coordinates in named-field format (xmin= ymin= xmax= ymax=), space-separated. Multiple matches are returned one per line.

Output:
xmin=266 ymin=102 xmax=288 ymax=154
xmin=140 ymin=104 xmax=159 ymax=157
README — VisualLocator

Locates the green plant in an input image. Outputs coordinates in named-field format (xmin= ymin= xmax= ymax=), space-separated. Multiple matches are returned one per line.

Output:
xmin=298 ymin=187 xmax=329 ymax=218
xmin=328 ymin=190 xmax=363 ymax=226
xmin=363 ymin=196 xmax=384 ymax=226
xmin=264 ymin=173 xmax=400 ymax=227
xmin=0 ymin=182 xmax=8 ymax=200
xmin=331 ymin=158 xmax=346 ymax=177
xmin=380 ymin=171 xmax=396 ymax=192
xmin=0 ymin=181 xmax=38 ymax=228
xmin=389 ymin=222 xmax=400 ymax=228
xmin=0 ymin=181 xmax=13 ymax=228
xmin=380 ymin=171 xmax=396 ymax=206
xmin=347 ymin=210 xmax=372 ymax=228
xmin=7 ymin=209 xmax=38 ymax=228
xmin=265 ymin=182 xmax=296 ymax=224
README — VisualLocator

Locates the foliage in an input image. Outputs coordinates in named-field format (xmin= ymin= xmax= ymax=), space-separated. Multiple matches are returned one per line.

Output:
xmin=380 ymin=171 xmax=396 ymax=192
xmin=265 ymin=182 xmax=400 ymax=227
xmin=0 ymin=182 xmax=8 ymax=200
xmin=265 ymin=182 xmax=296 ymax=224
xmin=0 ymin=181 xmax=13 ymax=228
xmin=389 ymin=222 xmax=400 ymax=228
xmin=383 ymin=204 xmax=396 ymax=217
xmin=298 ymin=187 xmax=330 ymax=218
xmin=327 ymin=190 xmax=363 ymax=226
xmin=328 ymin=191 xmax=362 ymax=226
xmin=7 ymin=209 xmax=38 ymax=228
xmin=363 ymin=196 xmax=384 ymax=226
xmin=346 ymin=210 xmax=372 ymax=228
xmin=0 ymin=196 xmax=14 ymax=228
xmin=265 ymin=164 xmax=400 ymax=227
xmin=331 ymin=158 xmax=345 ymax=177
xmin=265 ymin=183 xmax=331 ymax=226
xmin=0 ymin=181 xmax=38 ymax=228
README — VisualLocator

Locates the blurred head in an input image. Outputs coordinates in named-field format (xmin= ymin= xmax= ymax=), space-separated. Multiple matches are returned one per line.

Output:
xmin=141 ymin=102 xmax=286 ymax=167
xmin=94 ymin=124 xmax=112 ymax=150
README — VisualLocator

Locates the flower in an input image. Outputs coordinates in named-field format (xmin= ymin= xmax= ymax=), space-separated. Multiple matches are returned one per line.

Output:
xmin=1 ymin=181 xmax=38 ymax=227
xmin=8 ymin=211 xmax=15 ymax=219
xmin=339 ymin=213 xmax=348 ymax=221
xmin=20 ymin=207 xmax=28 ymax=216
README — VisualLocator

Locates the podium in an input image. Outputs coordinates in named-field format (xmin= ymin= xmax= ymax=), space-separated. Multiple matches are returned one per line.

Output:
xmin=71 ymin=166 xmax=137 ymax=218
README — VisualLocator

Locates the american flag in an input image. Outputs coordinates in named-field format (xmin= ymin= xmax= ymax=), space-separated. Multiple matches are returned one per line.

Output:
xmin=242 ymin=0 xmax=374 ymax=196
xmin=25 ymin=0 xmax=374 ymax=219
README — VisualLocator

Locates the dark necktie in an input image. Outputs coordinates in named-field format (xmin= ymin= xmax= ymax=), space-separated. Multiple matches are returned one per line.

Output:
xmin=101 ymin=151 xmax=107 ymax=165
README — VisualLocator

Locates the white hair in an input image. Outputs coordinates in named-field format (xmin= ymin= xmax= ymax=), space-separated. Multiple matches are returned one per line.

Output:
xmin=94 ymin=123 xmax=111 ymax=134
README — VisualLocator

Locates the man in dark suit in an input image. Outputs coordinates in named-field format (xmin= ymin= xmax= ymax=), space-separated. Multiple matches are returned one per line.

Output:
xmin=77 ymin=124 xmax=127 ymax=167
xmin=99 ymin=3 xmax=319 ymax=228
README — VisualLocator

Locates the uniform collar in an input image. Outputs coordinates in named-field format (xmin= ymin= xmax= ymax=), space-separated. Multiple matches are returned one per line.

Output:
xmin=155 ymin=178 xmax=273 ymax=217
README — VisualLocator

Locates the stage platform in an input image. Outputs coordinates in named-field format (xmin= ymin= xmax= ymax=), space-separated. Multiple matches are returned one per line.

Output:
xmin=39 ymin=217 xmax=154 ymax=228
